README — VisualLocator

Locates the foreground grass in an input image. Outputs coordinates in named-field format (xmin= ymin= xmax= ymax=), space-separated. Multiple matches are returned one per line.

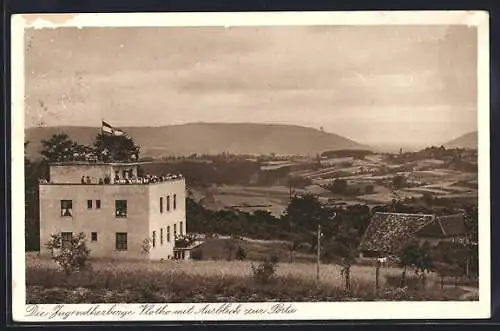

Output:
xmin=26 ymin=257 xmax=474 ymax=304
xmin=27 ymin=255 xmax=408 ymax=288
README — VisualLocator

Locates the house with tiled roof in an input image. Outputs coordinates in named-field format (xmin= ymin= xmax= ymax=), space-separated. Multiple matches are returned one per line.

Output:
xmin=416 ymin=214 xmax=468 ymax=245
xmin=358 ymin=212 xmax=467 ymax=258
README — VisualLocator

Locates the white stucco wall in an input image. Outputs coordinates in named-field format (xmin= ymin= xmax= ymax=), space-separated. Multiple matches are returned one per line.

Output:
xmin=39 ymin=183 xmax=150 ymax=259
xmin=147 ymin=178 xmax=187 ymax=260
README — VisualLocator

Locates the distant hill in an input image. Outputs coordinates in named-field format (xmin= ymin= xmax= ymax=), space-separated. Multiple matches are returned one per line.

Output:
xmin=24 ymin=123 xmax=369 ymax=160
xmin=444 ymin=131 xmax=478 ymax=149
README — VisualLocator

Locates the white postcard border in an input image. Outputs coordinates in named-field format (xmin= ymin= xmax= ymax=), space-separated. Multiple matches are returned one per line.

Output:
xmin=11 ymin=11 xmax=491 ymax=322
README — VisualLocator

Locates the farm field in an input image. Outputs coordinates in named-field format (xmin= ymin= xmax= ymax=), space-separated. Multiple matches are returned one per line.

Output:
xmin=190 ymin=170 xmax=477 ymax=213
xmin=191 ymin=185 xmax=300 ymax=217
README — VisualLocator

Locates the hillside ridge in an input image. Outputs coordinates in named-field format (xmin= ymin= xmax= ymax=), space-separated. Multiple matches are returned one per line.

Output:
xmin=24 ymin=122 xmax=369 ymax=159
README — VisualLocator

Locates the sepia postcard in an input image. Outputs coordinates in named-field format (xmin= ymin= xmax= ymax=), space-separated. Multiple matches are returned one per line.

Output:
xmin=11 ymin=11 xmax=491 ymax=322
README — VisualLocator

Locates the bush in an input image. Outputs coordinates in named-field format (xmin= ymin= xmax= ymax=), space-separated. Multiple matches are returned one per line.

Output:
xmin=45 ymin=232 xmax=91 ymax=275
xmin=190 ymin=249 xmax=203 ymax=260
xmin=364 ymin=185 xmax=374 ymax=194
xmin=251 ymin=257 xmax=278 ymax=284
xmin=236 ymin=246 xmax=247 ymax=260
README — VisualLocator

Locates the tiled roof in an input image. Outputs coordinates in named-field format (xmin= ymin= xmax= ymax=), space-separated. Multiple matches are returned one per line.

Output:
xmin=359 ymin=212 xmax=436 ymax=254
xmin=416 ymin=220 xmax=444 ymax=238
xmin=437 ymin=214 xmax=466 ymax=236
xmin=417 ymin=214 xmax=466 ymax=238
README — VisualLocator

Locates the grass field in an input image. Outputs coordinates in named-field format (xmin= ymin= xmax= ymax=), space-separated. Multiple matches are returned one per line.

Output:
xmin=27 ymin=255 xmax=406 ymax=286
xmin=25 ymin=253 xmax=477 ymax=303
xmin=191 ymin=237 xmax=316 ymax=263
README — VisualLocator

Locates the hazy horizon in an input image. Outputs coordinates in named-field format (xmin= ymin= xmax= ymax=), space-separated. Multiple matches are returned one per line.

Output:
xmin=25 ymin=25 xmax=477 ymax=146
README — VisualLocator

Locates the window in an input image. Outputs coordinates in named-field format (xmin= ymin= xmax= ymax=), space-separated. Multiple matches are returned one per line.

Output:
xmin=87 ymin=200 xmax=93 ymax=209
xmin=174 ymin=223 xmax=177 ymax=237
xmin=60 ymin=200 xmax=73 ymax=217
xmin=115 ymin=200 xmax=127 ymax=218
xmin=160 ymin=197 xmax=163 ymax=213
xmin=152 ymin=231 xmax=156 ymax=248
xmin=173 ymin=194 xmax=177 ymax=210
xmin=160 ymin=228 xmax=164 ymax=245
xmin=167 ymin=196 xmax=171 ymax=212
xmin=96 ymin=200 xmax=101 ymax=209
xmin=167 ymin=226 xmax=171 ymax=242
xmin=91 ymin=232 xmax=98 ymax=242
xmin=61 ymin=232 xmax=72 ymax=248
xmin=116 ymin=233 xmax=127 ymax=250
xmin=180 ymin=221 xmax=183 ymax=235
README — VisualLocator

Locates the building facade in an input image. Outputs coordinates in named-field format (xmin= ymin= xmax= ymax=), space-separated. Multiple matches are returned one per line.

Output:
xmin=39 ymin=162 xmax=187 ymax=260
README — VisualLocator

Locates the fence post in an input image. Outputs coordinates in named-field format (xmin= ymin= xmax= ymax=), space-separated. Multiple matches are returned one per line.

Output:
xmin=375 ymin=260 xmax=381 ymax=296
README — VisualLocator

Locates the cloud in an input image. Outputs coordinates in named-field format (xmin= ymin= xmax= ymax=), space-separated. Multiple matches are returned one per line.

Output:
xmin=24 ymin=25 xmax=477 ymax=145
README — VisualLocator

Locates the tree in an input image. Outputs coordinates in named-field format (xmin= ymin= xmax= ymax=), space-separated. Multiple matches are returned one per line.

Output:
xmin=45 ymin=232 xmax=91 ymax=275
xmin=40 ymin=133 xmax=77 ymax=162
xmin=399 ymin=240 xmax=419 ymax=286
xmin=334 ymin=228 xmax=359 ymax=293
xmin=392 ymin=175 xmax=406 ymax=190
xmin=286 ymin=175 xmax=312 ymax=189
xmin=224 ymin=239 xmax=237 ymax=261
xmin=236 ymin=246 xmax=247 ymax=260
xmin=93 ymin=132 xmax=140 ymax=162
xmin=287 ymin=237 xmax=303 ymax=263
xmin=364 ymin=184 xmax=375 ymax=194
xmin=422 ymin=192 xmax=433 ymax=205
xmin=328 ymin=179 xmax=348 ymax=194
xmin=25 ymin=142 xmax=49 ymax=251
xmin=24 ymin=141 xmax=30 ymax=167
xmin=463 ymin=205 xmax=479 ymax=277
xmin=282 ymin=194 xmax=336 ymax=233
xmin=251 ymin=256 xmax=278 ymax=284
xmin=398 ymin=240 xmax=434 ymax=288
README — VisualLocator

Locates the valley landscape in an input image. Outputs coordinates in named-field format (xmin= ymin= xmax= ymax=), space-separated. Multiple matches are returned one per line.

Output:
xmin=24 ymin=123 xmax=479 ymax=303
xmin=26 ymin=124 xmax=479 ymax=219
xmin=20 ymin=22 xmax=482 ymax=311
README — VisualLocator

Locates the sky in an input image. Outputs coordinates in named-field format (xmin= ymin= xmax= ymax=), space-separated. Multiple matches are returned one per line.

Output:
xmin=24 ymin=25 xmax=477 ymax=147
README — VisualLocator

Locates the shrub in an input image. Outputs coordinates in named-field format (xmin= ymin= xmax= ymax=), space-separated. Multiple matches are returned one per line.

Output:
xmin=190 ymin=249 xmax=203 ymax=260
xmin=364 ymin=184 xmax=375 ymax=194
xmin=236 ymin=246 xmax=247 ymax=260
xmin=45 ymin=232 xmax=91 ymax=275
xmin=141 ymin=238 xmax=152 ymax=257
xmin=251 ymin=257 xmax=278 ymax=284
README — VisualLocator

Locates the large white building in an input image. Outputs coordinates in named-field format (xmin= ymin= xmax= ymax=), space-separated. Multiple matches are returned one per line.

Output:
xmin=39 ymin=161 xmax=189 ymax=260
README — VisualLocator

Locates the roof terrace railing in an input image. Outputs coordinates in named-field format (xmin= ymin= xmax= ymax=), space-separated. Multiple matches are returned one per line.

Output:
xmin=38 ymin=173 xmax=184 ymax=185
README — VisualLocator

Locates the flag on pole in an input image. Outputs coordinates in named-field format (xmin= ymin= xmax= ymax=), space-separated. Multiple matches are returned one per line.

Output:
xmin=113 ymin=128 xmax=125 ymax=136
xmin=102 ymin=121 xmax=113 ymax=135
xmin=102 ymin=120 xmax=126 ymax=136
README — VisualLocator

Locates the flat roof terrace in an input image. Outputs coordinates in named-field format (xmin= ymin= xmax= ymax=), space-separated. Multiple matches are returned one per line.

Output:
xmin=48 ymin=161 xmax=153 ymax=166
xmin=38 ymin=174 xmax=184 ymax=185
